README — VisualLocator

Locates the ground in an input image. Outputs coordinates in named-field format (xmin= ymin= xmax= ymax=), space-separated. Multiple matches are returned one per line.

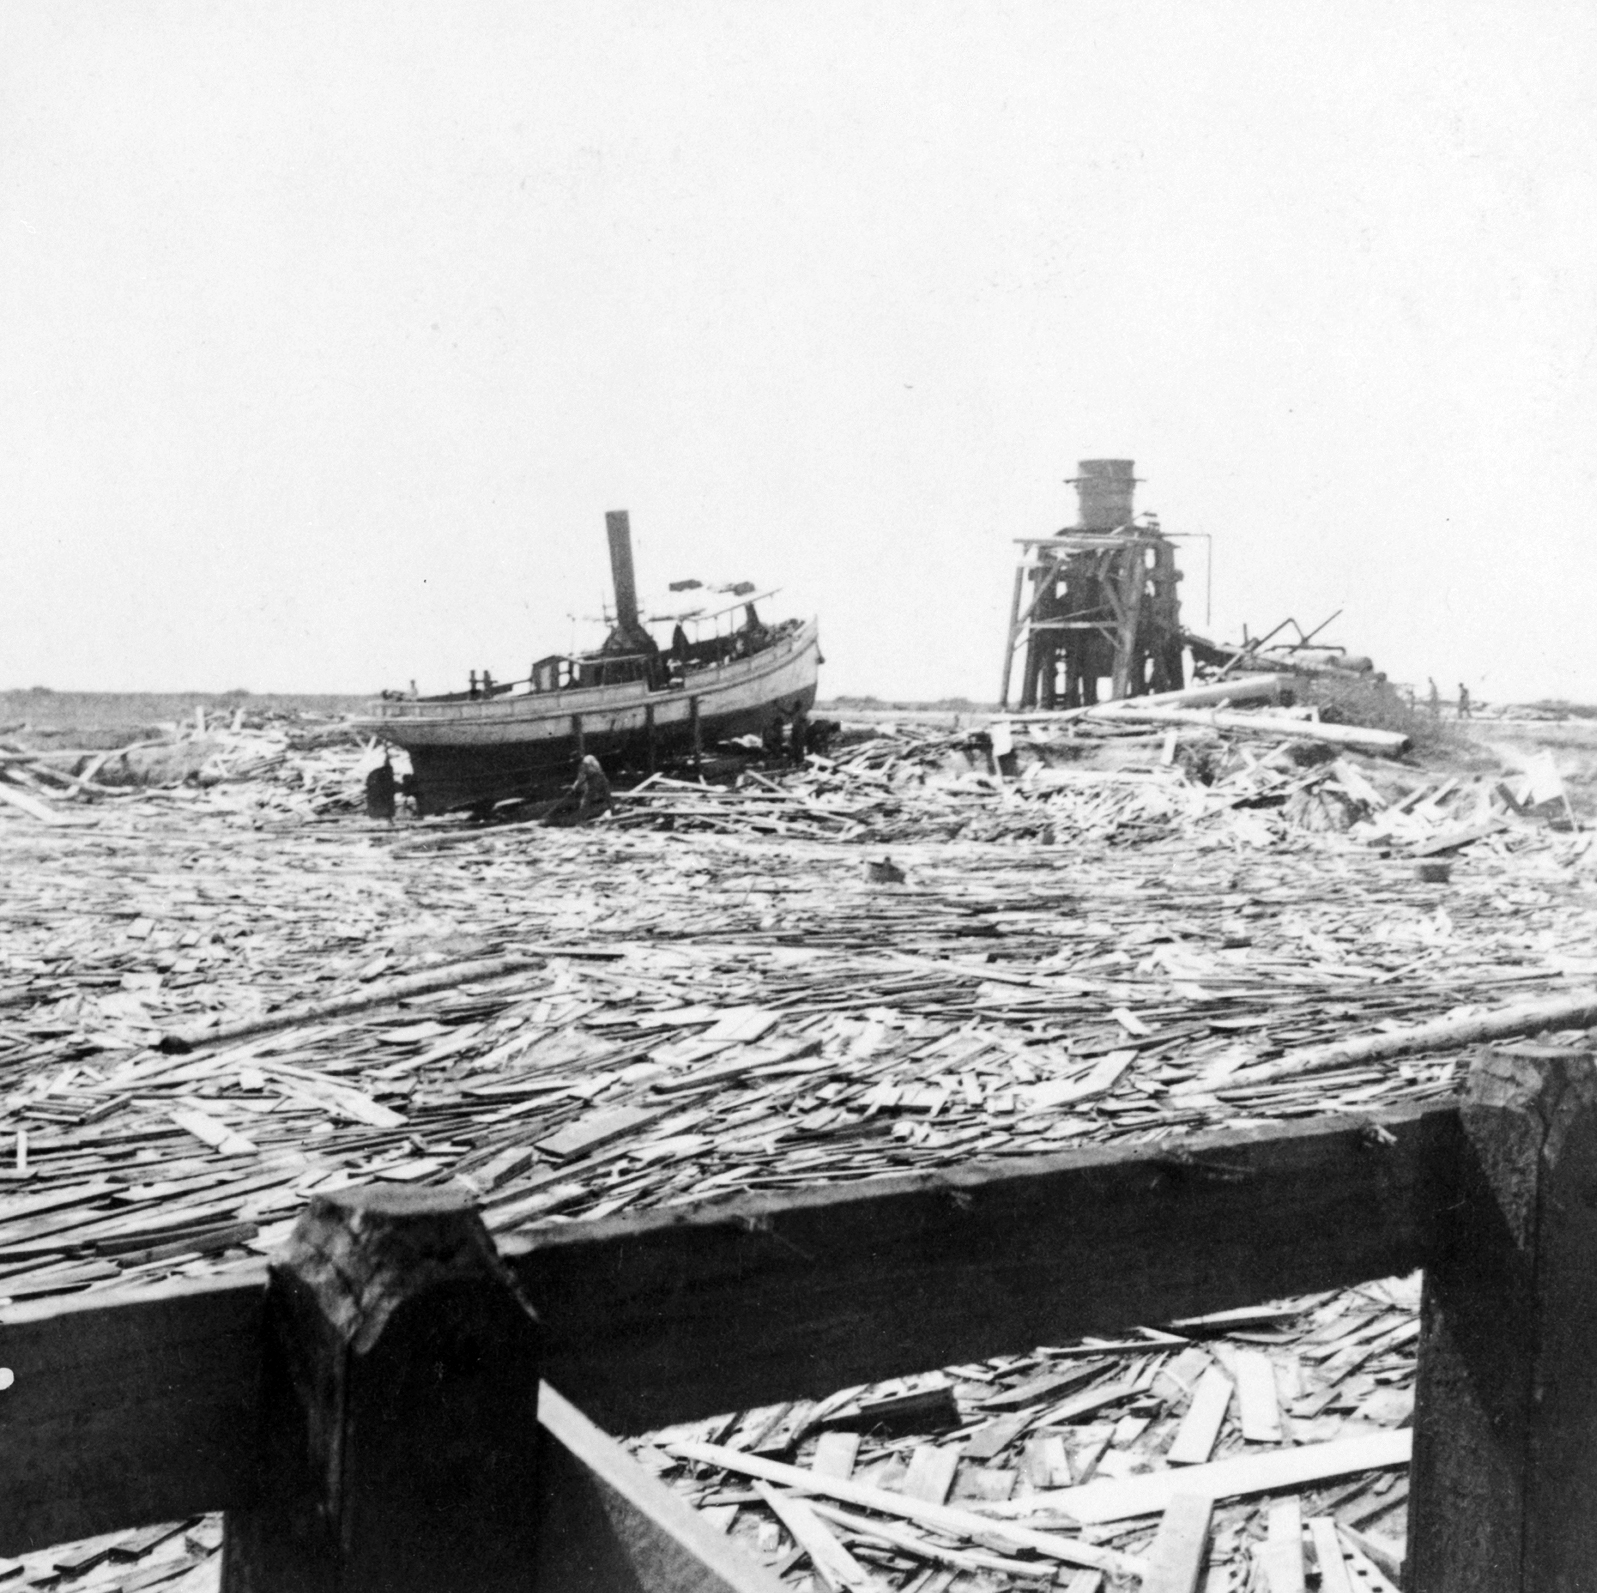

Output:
xmin=2 ymin=699 xmax=1596 ymax=1589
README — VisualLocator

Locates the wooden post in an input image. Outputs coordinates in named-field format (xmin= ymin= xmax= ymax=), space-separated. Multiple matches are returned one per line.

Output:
xmin=998 ymin=562 xmax=1025 ymax=710
xmin=1408 ymin=1048 xmax=1597 ymax=1591
xmin=690 ymin=698 xmax=702 ymax=775
xmin=1111 ymin=543 xmax=1146 ymax=699
xmin=220 ymin=1185 xmax=542 ymax=1593
xmin=573 ymin=712 xmax=585 ymax=766
xmin=645 ymin=703 xmax=657 ymax=773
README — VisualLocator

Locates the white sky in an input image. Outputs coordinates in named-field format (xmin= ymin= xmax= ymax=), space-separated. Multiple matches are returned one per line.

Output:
xmin=3 ymin=2 xmax=1594 ymax=704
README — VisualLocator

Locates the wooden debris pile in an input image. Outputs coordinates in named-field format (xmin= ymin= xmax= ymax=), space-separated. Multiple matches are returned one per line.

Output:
xmin=0 ymin=716 xmax=368 ymax=825
xmin=595 ymin=715 xmax=1579 ymax=853
xmin=632 ymin=1277 xmax=1419 ymax=1591
xmin=2 ymin=748 xmax=1596 ymax=1306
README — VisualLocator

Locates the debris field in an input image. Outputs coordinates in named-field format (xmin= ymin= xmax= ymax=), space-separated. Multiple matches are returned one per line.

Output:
xmin=1 ymin=701 xmax=1595 ymax=1590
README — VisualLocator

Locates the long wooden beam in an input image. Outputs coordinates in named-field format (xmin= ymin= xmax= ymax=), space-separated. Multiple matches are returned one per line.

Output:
xmin=0 ymin=1100 xmax=1459 ymax=1554
xmin=0 ymin=1268 xmax=265 ymax=1553
xmin=536 ymin=1383 xmax=786 ymax=1592
xmin=510 ymin=1099 xmax=1459 ymax=1432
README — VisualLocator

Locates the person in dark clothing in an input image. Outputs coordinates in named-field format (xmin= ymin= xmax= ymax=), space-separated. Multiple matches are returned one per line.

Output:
xmin=1458 ymin=684 xmax=1472 ymax=719
xmin=788 ymin=705 xmax=810 ymax=764
xmin=364 ymin=753 xmax=397 ymax=823
xmin=575 ymin=754 xmax=612 ymax=820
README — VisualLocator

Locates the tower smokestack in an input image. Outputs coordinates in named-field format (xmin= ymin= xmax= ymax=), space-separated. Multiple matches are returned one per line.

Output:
xmin=1071 ymin=459 xmax=1138 ymax=531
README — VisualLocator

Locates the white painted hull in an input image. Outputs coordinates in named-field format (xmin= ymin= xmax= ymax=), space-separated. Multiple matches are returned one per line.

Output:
xmin=358 ymin=619 xmax=820 ymax=813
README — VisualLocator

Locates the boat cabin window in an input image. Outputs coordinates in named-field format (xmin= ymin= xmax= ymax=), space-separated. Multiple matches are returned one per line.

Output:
xmin=532 ymin=655 xmax=575 ymax=693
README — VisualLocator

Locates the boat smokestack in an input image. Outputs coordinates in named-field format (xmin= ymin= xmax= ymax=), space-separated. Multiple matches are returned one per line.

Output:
xmin=606 ymin=510 xmax=641 ymax=631
xmin=1071 ymin=459 xmax=1138 ymax=531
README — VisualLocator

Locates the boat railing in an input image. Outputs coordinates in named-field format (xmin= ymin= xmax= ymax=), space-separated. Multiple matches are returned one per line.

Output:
xmin=370 ymin=619 xmax=813 ymax=718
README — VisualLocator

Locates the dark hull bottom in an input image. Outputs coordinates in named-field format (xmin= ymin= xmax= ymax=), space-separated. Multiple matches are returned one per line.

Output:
xmin=402 ymin=687 xmax=817 ymax=816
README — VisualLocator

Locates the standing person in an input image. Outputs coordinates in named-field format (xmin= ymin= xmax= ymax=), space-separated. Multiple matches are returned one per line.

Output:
xmin=1458 ymin=683 xmax=1472 ymax=719
xmin=364 ymin=751 xmax=396 ymax=823
xmin=788 ymin=703 xmax=810 ymax=764
xmin=1428 ymin=678 xmax=1440 ymax=721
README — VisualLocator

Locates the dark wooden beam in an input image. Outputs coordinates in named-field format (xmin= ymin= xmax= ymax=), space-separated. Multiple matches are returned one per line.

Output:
xmin=0 ymin=1268 xmax=265 ymax=1556
xmin=0 ymin=1101 xmax=1458 ymax=1554
xmin=509 ymin=1100 xmax=1460 ymax=1433
xmin=220 ymin=1185 xmax=543 ymax=1593
xmin=1409 ymin=1049 xmax=1597 ymax=1591
xmin=537 ymin=1382 xmax=784 ymax=1593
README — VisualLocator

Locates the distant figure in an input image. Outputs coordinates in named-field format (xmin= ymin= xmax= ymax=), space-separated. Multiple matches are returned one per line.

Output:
xmin=364 ymin=753 xmax=396 ymax=823
xmin=575 ymin=754 xmax=612 ymax=821
xmin=788 ymin=704 xmax=810 ymax=764
xmin=543 ymin=754 xmax=613 ymax=827
xmin=1428 ymin=678 xmax=1440 ymax=721
xmin=762 ymin=716 xmax=785 ymax=761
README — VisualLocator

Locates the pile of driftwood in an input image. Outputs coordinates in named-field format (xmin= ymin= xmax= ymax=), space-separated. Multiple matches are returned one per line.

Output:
xmin=634 ymin=1275 xmax=1419 ymax=1592
xmin=0 ymin=714 xmax=365 ymax=827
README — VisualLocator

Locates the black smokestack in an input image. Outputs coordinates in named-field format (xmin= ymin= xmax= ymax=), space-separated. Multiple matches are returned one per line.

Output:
xmin=606 ymin=510 xmax=641 ymax=631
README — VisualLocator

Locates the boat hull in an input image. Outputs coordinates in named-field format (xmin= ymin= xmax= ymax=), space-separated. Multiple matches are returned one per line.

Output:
xmin=359 ymin=619 xmax=820 ymax=815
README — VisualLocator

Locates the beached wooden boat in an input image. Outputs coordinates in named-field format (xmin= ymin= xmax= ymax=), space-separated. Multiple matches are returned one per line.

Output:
xmin=359 ymin=511 xmax=821 ymax=815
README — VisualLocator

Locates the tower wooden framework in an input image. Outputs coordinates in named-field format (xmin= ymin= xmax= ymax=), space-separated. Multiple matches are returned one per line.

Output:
xmin=999 ymin=458 xmax=1185 ymax=710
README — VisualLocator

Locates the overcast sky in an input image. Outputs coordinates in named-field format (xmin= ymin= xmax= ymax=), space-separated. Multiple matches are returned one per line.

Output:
xmin=3 ymin=2 xmax=1594 ymax=704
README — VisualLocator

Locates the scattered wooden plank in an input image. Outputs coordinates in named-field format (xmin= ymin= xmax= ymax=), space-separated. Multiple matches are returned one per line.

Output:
xmin=537 ymin=1105 xmax=670 ymax=1161
xmin=1028 ymin=1431 xmax=1411 ymax=1525
xmin=811 ymin=1432 xmax=860 ymax=1480
xmin=900 ymin=1445 xmax=960 ymax=1506
xmin=1165 ymin=1367 xmax=1232 ymax=1466
xmin=1234 ymin=1348 xmax=1284 ymax=1442
xmin=665 ymin=1441 xmax=1143 ymax=1578
xmin=1308 ymin=1515 xmax=1355 ymax=1593
xmin=754 ymin=1483 xmax=879 ymax=1593
xmin=1140 ymin=1493 xmax=1212 ymax=1593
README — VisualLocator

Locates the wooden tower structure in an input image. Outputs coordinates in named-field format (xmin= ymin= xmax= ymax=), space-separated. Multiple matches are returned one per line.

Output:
xmin=999 ymin=458 xmax=1185 ymax=710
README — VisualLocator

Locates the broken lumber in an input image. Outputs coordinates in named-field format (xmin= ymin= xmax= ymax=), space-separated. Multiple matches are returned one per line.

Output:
xmin=1091 ymin=674 xmax=1287 ymax=714
xmin=1009 ymin=675 xmax=1287 ymax=722
xmin=156 ymin=950 xmax=544 ymax=1051
xmin=1221 ymin=988 xmax=1597 ymax=1089
xmin=1086 ymin=704 xmax=1410 ymax=753
xmin=664 ymin=1441 xmax=1142 ymax=1578
xmin=0 ymin=780 xmax=94 ymax=827
xmin=1011 ymin=1430 xmax=1411 ymax=1524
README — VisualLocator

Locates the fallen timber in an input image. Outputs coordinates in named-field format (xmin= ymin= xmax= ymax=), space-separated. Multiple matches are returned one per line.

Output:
xmin=1083 ymin=703 xmax=1411 ymax=754
xmin=156 ymin=949 xmax=547 ymax=1052
xmin=3 ymin=1053 xmax=1596 ymax=1591
xmin=1217 ymin=986 xmax=1597 ymax=1090
xmin=1006 ymin=673 xmax=1289 ymax=722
